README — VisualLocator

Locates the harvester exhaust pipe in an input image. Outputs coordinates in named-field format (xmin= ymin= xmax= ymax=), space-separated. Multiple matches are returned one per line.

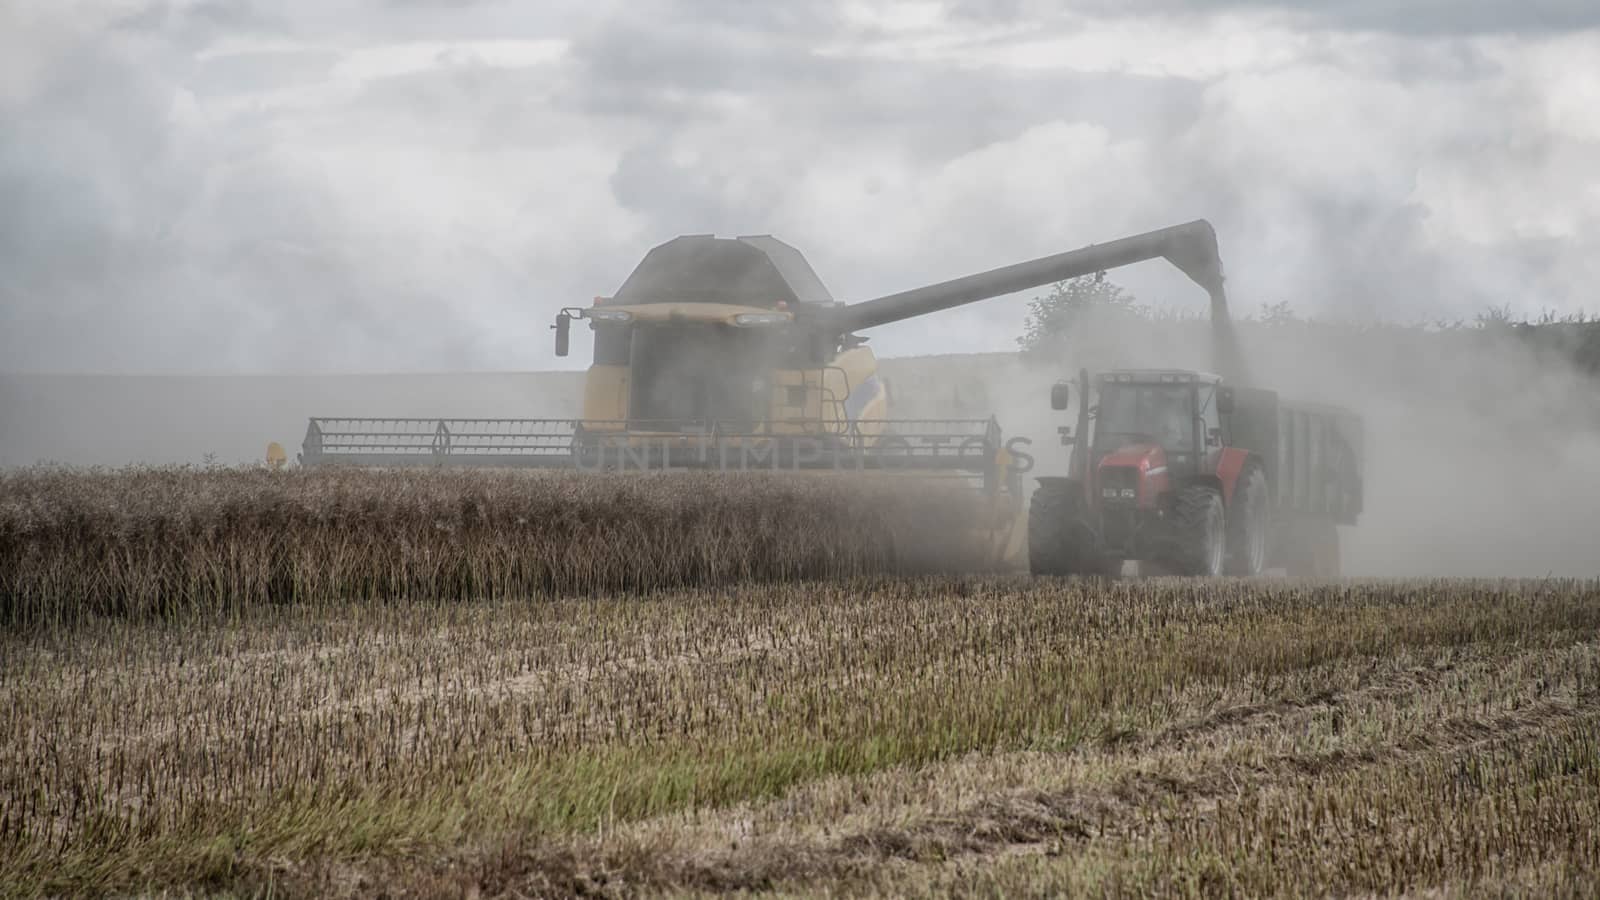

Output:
xmin=833 ymin=220 xmax=1246 ymax=383
xmin=553 ymin=311 xmax=572 ymax=358
xmin=1068 ymin=368 xmax=1092 ymax=482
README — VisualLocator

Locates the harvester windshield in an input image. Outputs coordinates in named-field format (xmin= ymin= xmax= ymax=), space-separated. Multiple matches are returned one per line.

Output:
xmin=627 ymin=323 xmax=777 ymax=430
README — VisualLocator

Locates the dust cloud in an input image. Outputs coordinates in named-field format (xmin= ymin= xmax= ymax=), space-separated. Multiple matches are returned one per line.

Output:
xmin=0 ymin=373 xmax=584 ymax=468
xmin=899 ymin=306 xmax=1600 ymax=578
xmin=6 ymin=315 xmax=1596 ymax=577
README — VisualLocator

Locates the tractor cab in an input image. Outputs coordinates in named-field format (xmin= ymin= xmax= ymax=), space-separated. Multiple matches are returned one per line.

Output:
xmin=1055 ymin=370 xmax=1229 ymax=483
xmin=1089 ymin=370 xmax=1225 ymax=481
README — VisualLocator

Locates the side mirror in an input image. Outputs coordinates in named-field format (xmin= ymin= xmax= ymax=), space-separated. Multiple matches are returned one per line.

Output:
xmin=553 ymin=312 xmax=571 ymax=357
xmin=1050 ymin=381 xmax=1071 ymax=411
xmin=1216 ymin=387 xmax=1235 ymax=415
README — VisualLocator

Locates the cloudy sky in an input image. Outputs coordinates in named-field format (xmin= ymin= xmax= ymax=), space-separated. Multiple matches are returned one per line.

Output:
xmin=2 ymin=0 xmax=1597 ymax=373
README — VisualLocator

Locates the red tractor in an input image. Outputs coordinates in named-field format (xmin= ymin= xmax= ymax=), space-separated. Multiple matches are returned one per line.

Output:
xmin=1029 ymin=368 xmax=1362 ymax=577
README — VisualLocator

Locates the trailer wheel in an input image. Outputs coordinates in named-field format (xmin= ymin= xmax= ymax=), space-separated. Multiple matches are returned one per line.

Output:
xmin=1318 ymin=524 xmax=1342 ymax=576
xmin=1028 ymin=481 xmax=1110 ymax=576
xmin=1225 ymin=464 xmax=1268 ymax=576
xmin=1285 ymin=520 xmax=1341 ymax=577
xmin=1171 ymin=484 xmax=1226 ymax=577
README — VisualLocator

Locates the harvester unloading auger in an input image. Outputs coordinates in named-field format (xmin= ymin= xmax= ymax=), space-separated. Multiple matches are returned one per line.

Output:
xmin=301 ymin=220 xmax=1239 ymax=564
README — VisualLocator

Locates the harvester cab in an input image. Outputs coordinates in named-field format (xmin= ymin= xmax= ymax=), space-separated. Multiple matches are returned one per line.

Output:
xmin=1032 ymin=367 xmax=1363 ymax=578
xmin=551 ymin=234 xmax=893 ymax=453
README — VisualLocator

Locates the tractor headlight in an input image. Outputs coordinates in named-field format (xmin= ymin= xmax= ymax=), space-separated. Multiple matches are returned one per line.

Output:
xmin=587 ymin=309 xmax=634 ymax=323
xmin=1121 ymin=488 xmax=1136 ymax=499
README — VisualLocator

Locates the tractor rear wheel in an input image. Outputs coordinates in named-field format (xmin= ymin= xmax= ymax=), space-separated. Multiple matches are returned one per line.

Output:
xmin=1225 ymin=465 xmax=1269 ymax=576
xmin=1169 ymin=484 xmax=1226 ymax=577
xmin=1028 ymin=481 xmax=1112 ymax=576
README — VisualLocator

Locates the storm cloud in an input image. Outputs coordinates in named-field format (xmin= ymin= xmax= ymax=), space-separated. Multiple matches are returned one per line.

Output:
xmin=2 ymin=0 xmax=1597 ymax=372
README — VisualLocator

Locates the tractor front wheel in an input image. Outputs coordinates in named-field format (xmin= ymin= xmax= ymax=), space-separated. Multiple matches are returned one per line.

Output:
xmin=1170 ymin=484 xmax=1226 ymax=577
xmin=1028 ymin=481 xmax=1113 ymax=576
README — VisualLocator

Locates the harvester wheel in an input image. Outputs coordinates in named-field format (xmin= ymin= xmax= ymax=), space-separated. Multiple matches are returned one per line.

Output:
xmin=1028 ymin=481 xmax=1110 ymax=576
xmin=1224 ymin=465 xmax=1268 ymax=576
xmin=1170 ymin=484 xmax=1226 ymax=577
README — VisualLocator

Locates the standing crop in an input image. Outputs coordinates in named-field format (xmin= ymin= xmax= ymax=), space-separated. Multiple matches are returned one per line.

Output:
xmin=0 ymin=467 xmax=989 ymax=627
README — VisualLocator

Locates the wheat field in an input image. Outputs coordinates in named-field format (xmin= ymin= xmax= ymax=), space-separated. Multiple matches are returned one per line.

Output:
xmin=0 ymin=467 xmax=989 ymax=627
xmin=2 ymin=469 xmax=1597 ymax=897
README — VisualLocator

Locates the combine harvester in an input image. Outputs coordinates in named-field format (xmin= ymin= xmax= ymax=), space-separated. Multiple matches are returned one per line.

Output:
xmin=302 ymin=219 xmax=1357 ymax=571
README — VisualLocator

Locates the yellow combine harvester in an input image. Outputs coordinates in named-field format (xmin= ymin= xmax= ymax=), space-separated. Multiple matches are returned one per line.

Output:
xmin=302 ymin=221 xmax=1235 ymax=566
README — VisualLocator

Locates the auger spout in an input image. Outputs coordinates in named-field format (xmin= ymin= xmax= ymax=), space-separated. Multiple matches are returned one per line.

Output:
xmin=833 ymin=219 xmax=1244 ymax=382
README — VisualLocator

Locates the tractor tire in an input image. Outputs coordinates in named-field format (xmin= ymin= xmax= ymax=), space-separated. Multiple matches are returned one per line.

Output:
xmin=1224 ymin=464 xmax=1269 ymax=576
xmin=1028 ymin=481 xmax=1112 ymax=576
xmin=1168 ymin=484 xmax=1226 ymax=577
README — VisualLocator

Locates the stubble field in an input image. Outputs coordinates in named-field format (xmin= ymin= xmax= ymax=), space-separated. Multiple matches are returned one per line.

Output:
xmin=2 ymin=469 xmax=1597 ymax=897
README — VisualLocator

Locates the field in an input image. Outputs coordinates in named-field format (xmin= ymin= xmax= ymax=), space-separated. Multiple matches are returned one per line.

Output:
xmin=3 ymin=470 xmax=1598 ymax=897
xmin=0 ymin=467 xmax=988 ymax=627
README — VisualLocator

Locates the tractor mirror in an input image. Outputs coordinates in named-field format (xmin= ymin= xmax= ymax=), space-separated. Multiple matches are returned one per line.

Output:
xmin=1216 ymin=386 xmax=1235 ymax=415
xmin=1050 ymin=382 xmax=1071 ymax=411
xmin=554 ymin=312 xmax=571 ymax=357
